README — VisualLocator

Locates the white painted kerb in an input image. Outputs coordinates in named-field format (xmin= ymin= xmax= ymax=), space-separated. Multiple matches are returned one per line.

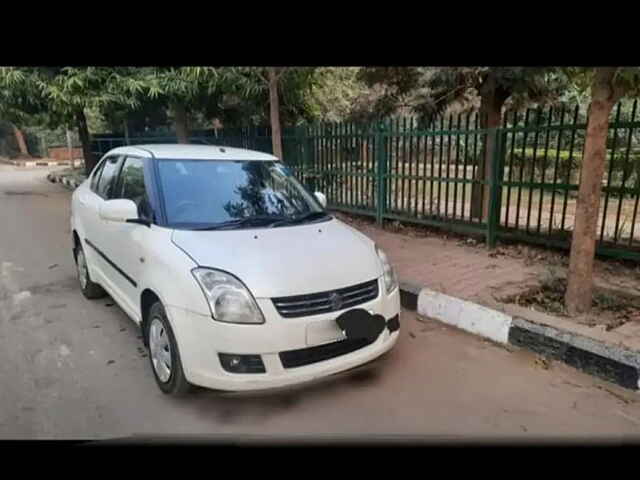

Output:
xmin=417 ymin=288 xmax=512 ymax=344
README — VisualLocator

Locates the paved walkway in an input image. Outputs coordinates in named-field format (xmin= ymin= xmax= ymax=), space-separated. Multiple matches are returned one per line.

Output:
xmin=339 ymin=214 xmax=545 ymax=304
xmin=336 ymin=212 xmax=640 ymax=341
xmin=338 ymin=212 xmax=640 ymax=302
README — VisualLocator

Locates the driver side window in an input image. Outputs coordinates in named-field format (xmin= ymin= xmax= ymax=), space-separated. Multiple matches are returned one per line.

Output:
xmin=89 ymin=158 xmax=107 ymax=193
xmin=117 ymin=156 xmax=153 ymax=220
xmin=96 ymin=155 xmax=123 ymax=200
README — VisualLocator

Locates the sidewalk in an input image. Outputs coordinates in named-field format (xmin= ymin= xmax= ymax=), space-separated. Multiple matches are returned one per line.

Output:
xmin=336 ymin=211 xmax=640 ymax=310
xmin=345 ymin=216 xmax=544 ymax=305
xmin=335 ymin=211 xmax=640 ymax=391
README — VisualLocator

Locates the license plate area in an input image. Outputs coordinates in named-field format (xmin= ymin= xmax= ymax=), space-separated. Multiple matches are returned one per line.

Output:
xmin=305 ymin=319 xmax=347 ymax=347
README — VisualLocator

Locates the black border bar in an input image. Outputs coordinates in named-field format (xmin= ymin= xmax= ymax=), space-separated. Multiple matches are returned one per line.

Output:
xmin=84 ymin=238 xmax=138 ymax=288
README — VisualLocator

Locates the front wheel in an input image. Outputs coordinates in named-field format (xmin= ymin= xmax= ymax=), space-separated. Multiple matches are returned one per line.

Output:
xmin=75 ymin=244 xmax=106 ymax=299
xmin=146 ymin=301 xmax=194 ymax=395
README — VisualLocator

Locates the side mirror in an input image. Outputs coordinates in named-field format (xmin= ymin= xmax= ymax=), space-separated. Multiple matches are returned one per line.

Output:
xmin=99 ymin=199 xmax=141 ymax=223
xmin=314 ymin=191 xmax=327 ymax=209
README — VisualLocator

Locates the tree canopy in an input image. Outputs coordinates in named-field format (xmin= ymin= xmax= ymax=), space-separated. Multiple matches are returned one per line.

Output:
xmin=355 ymin=67 xmax=569 ymax=125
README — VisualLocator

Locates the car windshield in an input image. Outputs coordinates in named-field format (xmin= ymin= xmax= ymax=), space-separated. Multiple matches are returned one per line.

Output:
xmin=157 ymin=159 xmax=327 ymax=229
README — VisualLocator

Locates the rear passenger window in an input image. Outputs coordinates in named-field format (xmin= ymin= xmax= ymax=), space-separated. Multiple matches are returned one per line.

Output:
xmin=96 ymin=156 xmax=123 ymax=199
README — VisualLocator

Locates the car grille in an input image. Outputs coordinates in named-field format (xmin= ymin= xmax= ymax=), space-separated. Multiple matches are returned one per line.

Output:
xmin=279 ymin=337 xmax=376 ymax=369
xmin=272 ymin=279 xmax=379 ymax=318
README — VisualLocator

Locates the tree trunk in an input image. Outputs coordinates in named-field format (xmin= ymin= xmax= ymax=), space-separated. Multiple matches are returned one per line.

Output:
xmin=76 ymin=109 xmax=96 ymax=176
xmin=268 ymin=67 xmax=283 ymax=160
xmin=172 ymin=102 xmax=189 ymax=144
xmin=470 ymin=74 xmax=509 ymax=220
xmin=12 ymin=125 xmax=29 ymax=157
xmin=66 ymin=129 xmax=74 ymax=170
xmin=565 ymin=68 xmax=624 ymax=316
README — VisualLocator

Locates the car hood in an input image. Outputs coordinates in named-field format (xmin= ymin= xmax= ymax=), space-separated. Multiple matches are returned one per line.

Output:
xmin=171 ymin=218 xmax=382 ymax=298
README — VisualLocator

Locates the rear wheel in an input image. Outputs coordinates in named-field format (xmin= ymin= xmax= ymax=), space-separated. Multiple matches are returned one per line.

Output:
xmin=146 ymin=301 xmax=194 ymax=395
xmin=75 ymin=244 xmax=106 ymax=299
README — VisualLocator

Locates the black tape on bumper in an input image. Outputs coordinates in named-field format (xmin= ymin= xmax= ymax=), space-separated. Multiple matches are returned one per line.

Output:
xmin=386 ymin=315 xmax=400 ymax=333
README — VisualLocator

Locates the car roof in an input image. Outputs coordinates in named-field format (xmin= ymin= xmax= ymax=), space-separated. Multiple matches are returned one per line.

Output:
xmin=103 ymin=144 xmax=279 ymax=161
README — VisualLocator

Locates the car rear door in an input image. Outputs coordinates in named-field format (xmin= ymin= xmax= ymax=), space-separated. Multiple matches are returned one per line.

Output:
xmin=82 ymin=155 xmax=124 ymax=291
xmin=74 ymin=156 xmax=106 ymax=246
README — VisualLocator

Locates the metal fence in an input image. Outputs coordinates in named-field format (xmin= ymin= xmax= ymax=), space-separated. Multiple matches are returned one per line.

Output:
xmin=0 ymin=123 xmax=72 ymax=158
xmin=285 ymin=119 xmax=494 ymax=240
xmin=91 ymin=130 xmax=273 ymax=160
xmin=91 ymin=101 xmax=640 ymax=261
xmin=285 ymin=104 xmax=640 ymax=261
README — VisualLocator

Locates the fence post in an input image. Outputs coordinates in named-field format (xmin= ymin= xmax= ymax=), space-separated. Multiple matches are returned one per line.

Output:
xmin=295 ymin=125 xmax=305 ymax=179
xmin=375 ymin=121 xmax=389 ymax=226
xmin=486 ymin=128 xmax=505 ymax=249
xmin=123 ymin=121 xmax=130 ymax=145
xmin=305 ymin=125 xmax=316 ymax=192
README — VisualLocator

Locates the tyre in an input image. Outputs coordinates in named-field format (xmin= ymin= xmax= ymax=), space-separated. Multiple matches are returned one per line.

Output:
xmin=145 ymin=301 xmax=194 ymax=395
xmin=75 ymin=243 xmax=106 ymax=299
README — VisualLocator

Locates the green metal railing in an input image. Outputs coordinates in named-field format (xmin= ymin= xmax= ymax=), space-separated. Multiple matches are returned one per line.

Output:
xmin=91 ymin=100 xmax=640 ymax=261
xmin=287 ymin=118 xmax=493 ymax=239
xmin=287 ymin=102 xmax=640 ymax=261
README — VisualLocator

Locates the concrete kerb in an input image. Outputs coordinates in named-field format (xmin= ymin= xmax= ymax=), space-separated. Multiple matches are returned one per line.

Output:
xmin=2 ymin=159 xmax=77 ymax=167
xmin=399 ymin=283 xmax=640 ymax=391
xmin=399 ymin=281 xmax=421 ymax=311
xmin=47 ymin=171 xmax=83 ymax=190
xmin=418 ymin=288 xmax=513 ymax=344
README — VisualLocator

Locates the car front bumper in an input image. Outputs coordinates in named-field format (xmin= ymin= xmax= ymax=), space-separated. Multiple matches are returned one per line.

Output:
xmin=166 ymin=278 xmax=401 ymax=392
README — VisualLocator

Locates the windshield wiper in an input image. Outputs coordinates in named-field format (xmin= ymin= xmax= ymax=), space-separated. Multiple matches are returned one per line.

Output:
xmin=193 ymin=212 xmax=330 ymax=231
xmin=194 ymin=215 xmax=287 ymax=231
xmin=269 ymin=211 xmax=331 ymax=227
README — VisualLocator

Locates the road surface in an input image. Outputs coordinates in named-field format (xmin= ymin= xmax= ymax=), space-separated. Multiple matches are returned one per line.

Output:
xmin=1 ymin=164 xmax=640 ymax=441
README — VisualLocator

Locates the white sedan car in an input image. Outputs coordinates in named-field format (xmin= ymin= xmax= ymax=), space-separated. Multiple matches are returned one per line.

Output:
xmin=71 ymin=144 xmax=401 ymax=395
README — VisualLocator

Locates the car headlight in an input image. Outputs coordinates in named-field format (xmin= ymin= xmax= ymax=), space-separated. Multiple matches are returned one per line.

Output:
xmin=375 ymin=245 xmax=398 ymax=294
xmin=191 ymin=268 xmax=265 ymax=324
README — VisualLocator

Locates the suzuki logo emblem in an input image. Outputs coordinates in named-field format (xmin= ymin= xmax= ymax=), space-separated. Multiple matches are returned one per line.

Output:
xmin=329 ymin=292 xmax=343 ymax=311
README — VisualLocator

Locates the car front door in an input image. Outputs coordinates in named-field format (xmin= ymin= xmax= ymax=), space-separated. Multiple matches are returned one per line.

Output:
xmin=98 ymin=156 xmax=155 ymax=322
